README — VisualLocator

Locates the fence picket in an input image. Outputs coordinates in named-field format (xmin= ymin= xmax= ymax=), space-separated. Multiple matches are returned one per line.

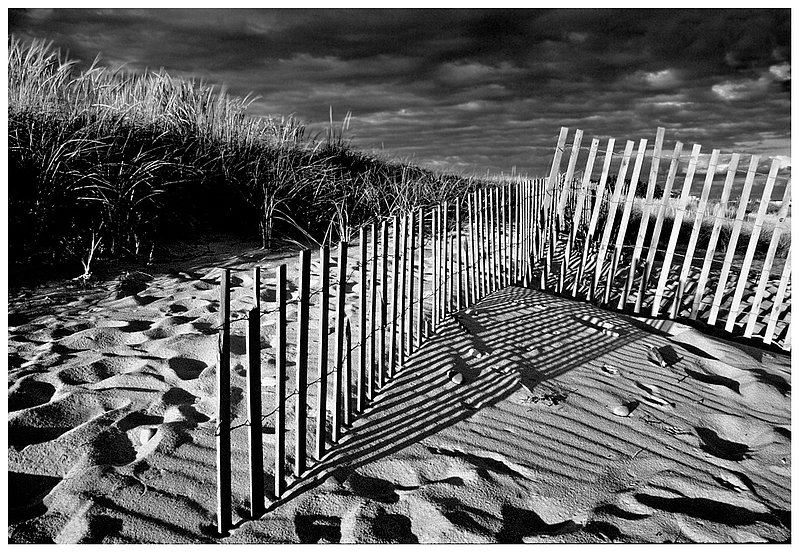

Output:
xmin=545 ymin=127 xmax=570 ymax=232
xmin=556 ymin=129 xmax=584 ymax=229
xmin=357 ymin=229 xmax=367 ymax=413
xmin=274 ymin=264 xmax=287 ymax=497
xmin=468 ymin=192 xmax=478 ymax=301
xmin=368 ymin=223 xmax=378 ymax=400
xmin=216 ymin=268 xmax=231 ymax=533
xmin=408 ymin=210 xmax=416 ymax=355
xmin=431 ymin=208 xmax=439 ymax=330
xmin=332 ymin=242 xmax=348 ymax=441
xmin=764 ymin=245 xmax=792 ymax=345
xmin=707 ymin=156 xmax=758 ymax=325
xmin=417 ymin=209 xmax=425 ymax=345
xmin=640 ymin=141 xmax=684 ymax=310
xmin=625 ymin=128 xmax=665 ymax=310
xmin=743 ymin=182 xmax=791 ymax=337
xmin=295 ymin=252 xmax=310 ymax=475
xmin=670 ymin=149 xmax=721 ymax=316
xmin=576 ymin=139 xmax=615 ymax=298
xmin=650 ymin=144 xmax=702 ymax=317
xmin=456 ymin=199 xmax=464 ymax=309
xmin=612 ymin=138 xmax=648 ymax=309
xmin=592 ymin=140 xmax=635 ymax=302
xmin=246 ymin=268 xmax=263 ymax=518
xmin=398 ymin=213 xmax=409 ymax=366
xmin=315 ymin=246 xmax=330 ymax=460
xmin=690 ymin=154 xmax=740 ymax=319
xmin=379 ymin=221 xmax=389 ymax=387
xmin=724 ymin=160 xmax=780 ymax=332
xmin=567 ymin=138 xmax=599 ymax=294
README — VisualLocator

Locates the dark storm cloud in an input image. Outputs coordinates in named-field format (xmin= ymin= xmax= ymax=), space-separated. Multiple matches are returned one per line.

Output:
xmin=8 ymin=7 xmax=791 ymax=176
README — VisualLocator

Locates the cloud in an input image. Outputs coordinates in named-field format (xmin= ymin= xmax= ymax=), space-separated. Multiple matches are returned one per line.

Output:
xmin=8 ymin=7 xmax=791 ymax=176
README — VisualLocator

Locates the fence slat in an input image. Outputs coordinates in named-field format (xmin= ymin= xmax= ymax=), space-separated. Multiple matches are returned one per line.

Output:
xmin=492 ymin=186 xmax=503 ymax=290
xmin=544 ymin=127 xmax=570 ymax=231
xmin=315 ymin=246 xmax=330 ymax=460
xmin=556 ymin=129 xmax=584 ymax=229
xmin=724 ymin=160 xmax=781 ymax=332
xmin=592 ymin=140 xmax=635 ymax=301
xmin=743 ymin=181 xmax=791 ymax=337
xmin=398 ymin=213 xmax=409 ymax=366
xmin=612 ymin=138 xmax=648 ymax=309
xmin=707 ymin=156 xmax=758 ymax=325
xmin=456 ymin=199 xmax=463 ymax=310
xmin=625 ymin=128 xmax=665 ymax=309
xmin=332 ymin=242 xmax=347 ymax=442
xmin=482 ymin=188 xmax=492 ymax=294
xmin=468 ymin=193 xmax=478 ymax=302
xmin=567 ymin=138 xmax=599 ymax=294
xmin=650 ymin=144 xmax=702 ymax=317
xmin=216 ymin=268 xmax=231 ymax=534
xmin=408 ymin=210 xmax=416 ymax=355
xmin=575 ymin=139 xmax=615 ymax=298
xmin=764 ymin=245 xmax=792 ymax=345
xmin=295 ymin=252 xmax=310 ymax=476
xmin=344 ymin=319 xmax=353 ymax=424
xmin=669 ymin=149 xmax=721 ymax=316
xmin=690 ymin=154 xmax=740 ymax=319
xmin=379 ymin=221 xmax=388 ymax=386
xmin=417 ymin=209 xmax=425 ymax=345
xmin=389 ymin=216 xmax=401 ymax=374
xmin=640 ymin=141 xmax=684 ymax=310
xmin=357 ymin=229 xmax=367 ymax=413
xmin=368 ymin=223 xmax=378 ymax=401
xmin=274 ymin=264 xmax=287 ymax=498
xmin=247 ymin=268 xmax=263 ymax=518
xmin=431 ymin=208 xmax=439 ymax=331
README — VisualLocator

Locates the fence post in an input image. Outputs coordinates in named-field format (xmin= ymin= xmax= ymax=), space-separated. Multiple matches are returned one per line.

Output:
xmin=247 ymin=268 xmax=263 ymax=518
xmin=295 ymin=251 xmax=310 ymax=476
xmin=274 ymin=264 xmax=287 ymax=498
xmin=315 ymin=245 xmax=330 ymax=461
xmin=333 ymin=241 xmax=348 ymax=442
xmin=358 ymin=227 xmax=368 ymax=413
xmin=431 ymin=208 xmax=439 ymax=332
xmin=216 ymin=268 xmax=231 ymax=534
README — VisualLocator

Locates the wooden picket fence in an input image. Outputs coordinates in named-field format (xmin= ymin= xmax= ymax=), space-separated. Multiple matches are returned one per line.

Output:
xmin=213 ymin=126 xmax=791 ymax=534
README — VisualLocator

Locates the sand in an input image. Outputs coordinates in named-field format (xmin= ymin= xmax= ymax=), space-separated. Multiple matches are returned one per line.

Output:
xmin=6 ymin=237 xmax=792 ymax=544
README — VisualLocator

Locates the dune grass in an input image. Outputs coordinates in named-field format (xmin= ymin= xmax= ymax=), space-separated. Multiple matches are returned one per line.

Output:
xmin=8 ymin=37 xmax=477 ymax=276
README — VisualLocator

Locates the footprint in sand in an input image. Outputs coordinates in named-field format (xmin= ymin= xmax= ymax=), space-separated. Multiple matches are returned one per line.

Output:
xmin=694 ymin=413 xmax=778 ymax=462
xmin=8 ymin=377 xmax=56 ymax=411
xmin=167 ymin=357 xmax=207 ymax=380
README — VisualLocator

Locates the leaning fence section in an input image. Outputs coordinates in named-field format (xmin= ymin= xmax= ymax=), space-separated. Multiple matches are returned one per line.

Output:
xmin=212 ymin=126 xmax=790 ymax=534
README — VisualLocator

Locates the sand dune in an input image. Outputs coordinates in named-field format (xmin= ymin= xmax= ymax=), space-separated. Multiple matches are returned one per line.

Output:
xmin=7 ymin=238 xmax=791 ymax=543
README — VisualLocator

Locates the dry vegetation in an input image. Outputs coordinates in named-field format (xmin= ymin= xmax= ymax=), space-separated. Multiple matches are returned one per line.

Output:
xmin=8 ymin=37 xmax=479 ymax=277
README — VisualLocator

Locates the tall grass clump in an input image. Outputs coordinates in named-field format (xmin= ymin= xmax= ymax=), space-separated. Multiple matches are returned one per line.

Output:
xmin=8 ymin=37 xmax=480 ymax=278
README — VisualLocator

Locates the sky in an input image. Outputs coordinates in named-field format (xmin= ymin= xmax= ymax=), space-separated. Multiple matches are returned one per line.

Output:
xmin=7 ymin=7 xmax=792 ymax=181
